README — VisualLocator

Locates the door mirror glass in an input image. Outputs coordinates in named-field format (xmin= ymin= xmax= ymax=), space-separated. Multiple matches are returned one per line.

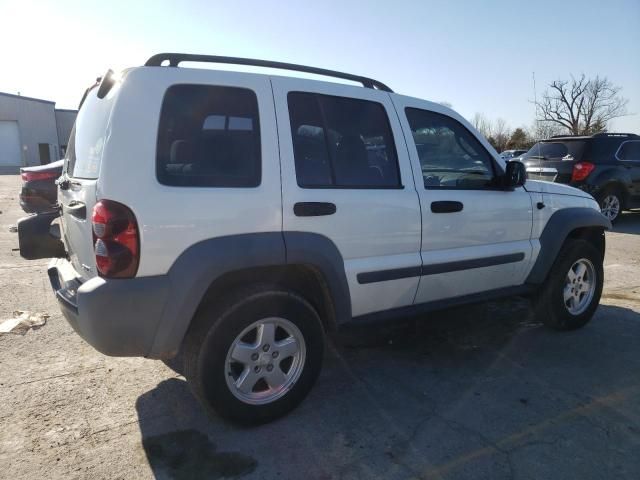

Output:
xmin=504 ymin=160 xmax=527 ymax=188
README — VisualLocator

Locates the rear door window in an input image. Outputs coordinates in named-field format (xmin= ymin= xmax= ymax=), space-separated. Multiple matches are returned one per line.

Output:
xmin=156 ymin=85 xmax=261 ymax=187
xmin=288 ymin=92 xmax=401 ymax=188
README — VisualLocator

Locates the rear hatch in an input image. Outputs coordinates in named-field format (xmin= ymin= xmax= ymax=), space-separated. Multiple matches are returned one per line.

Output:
xmin=59 ymin=87 xmax=116 ymax=280
xmin=521 ymin=139 xmax=588 ymax=184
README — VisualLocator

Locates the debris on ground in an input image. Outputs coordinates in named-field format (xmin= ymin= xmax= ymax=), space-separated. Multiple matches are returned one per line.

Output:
xmin=8 ymin=225 xmax=17 ymax=233
xmin=0 ymin=311 xmax=49 ymax=335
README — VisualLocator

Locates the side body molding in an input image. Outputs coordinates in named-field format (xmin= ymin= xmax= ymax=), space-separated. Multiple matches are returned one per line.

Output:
xmin=148 ymin=232 xmax=351 ymax=358
xmin=526 ymin=207 xmax=611 ymax=285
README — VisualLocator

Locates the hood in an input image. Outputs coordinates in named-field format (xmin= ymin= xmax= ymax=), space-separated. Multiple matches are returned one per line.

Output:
xmin=523 ymin=179 xmax=593 ymax=199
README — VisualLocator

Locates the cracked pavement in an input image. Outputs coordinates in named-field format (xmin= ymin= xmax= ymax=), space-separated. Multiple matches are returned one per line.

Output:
xmin=1 ymin=174 xmax=639 ymax=479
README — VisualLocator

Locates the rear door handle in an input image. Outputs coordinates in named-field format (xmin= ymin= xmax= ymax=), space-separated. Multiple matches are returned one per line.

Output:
xmin=65 ymin=201 xmax=86 ymax=219
xmin=431 ymin=201 xmax=463 ymax=213
xmin=294 ymin=202 xmax=336 ymax=217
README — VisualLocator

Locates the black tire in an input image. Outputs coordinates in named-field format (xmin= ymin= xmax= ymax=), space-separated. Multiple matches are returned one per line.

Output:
xmin=596 ymin=187 xmax=624 ymax=224
xmin=532 ymin=239 xmax=603 ymax=331
xmin=183 ymin=286 xmax=324 ymax=425
xmin=161 ymin=354 xmax=184 ymax=376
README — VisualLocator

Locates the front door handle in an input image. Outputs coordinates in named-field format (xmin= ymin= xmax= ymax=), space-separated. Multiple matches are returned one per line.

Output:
xmin=294 ymin=202 xmax=336 ymax=217
xmin=431 ymin=201 xmax=463 ymax=213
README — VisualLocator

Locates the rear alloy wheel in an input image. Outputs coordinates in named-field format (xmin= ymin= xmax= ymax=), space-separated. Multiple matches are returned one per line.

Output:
xmin=599 ymin=190 xmax=622 ymax=223
xmin=183 ymin=287 xmax=324 ymax=425
xmin=224 ymin=317 xmax=307 ymax=405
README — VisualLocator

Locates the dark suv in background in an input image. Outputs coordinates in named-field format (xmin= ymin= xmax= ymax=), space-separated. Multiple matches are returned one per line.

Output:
xmin=521 ymin=133 xmax=640 ymax=222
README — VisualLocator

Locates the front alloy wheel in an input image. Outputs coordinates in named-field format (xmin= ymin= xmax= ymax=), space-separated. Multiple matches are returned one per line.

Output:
xmin=532 ymin=239 xmax=603 ymax=331
xmin=563 ymin=258 xmax=597 ymax=316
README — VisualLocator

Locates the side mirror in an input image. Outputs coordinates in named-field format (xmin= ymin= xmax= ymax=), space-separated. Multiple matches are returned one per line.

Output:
xmin=504 ymin=160 xmax=527 ymax=188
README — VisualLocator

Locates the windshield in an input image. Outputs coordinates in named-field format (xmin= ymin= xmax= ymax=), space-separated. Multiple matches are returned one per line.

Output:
xmin=523 ymin=141 xmax=586 ymax=160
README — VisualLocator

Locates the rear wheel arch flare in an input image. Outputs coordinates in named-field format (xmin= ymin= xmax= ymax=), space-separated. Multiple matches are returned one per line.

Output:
xmin=147 ymin=232 xmax=351 ymax=359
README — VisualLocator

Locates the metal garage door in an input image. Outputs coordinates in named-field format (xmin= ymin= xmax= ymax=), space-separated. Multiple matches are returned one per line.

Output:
xmin=0 ymin=121 xmax=22 ymax=166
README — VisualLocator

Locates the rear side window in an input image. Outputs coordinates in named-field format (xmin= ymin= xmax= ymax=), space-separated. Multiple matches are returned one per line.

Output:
xmin=157 ymin=85 xmax=261 ymax=187
xmin=617 ymin=140 xmax=640 ymax=161
xmin=288 ymin=92 xmax=400 ymax=188
xmin=67 ymin=89 xmax=113 ymax=179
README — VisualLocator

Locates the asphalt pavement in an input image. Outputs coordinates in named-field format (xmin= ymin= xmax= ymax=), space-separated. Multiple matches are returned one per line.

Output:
xmin=0 ymin=174 xmax=638 ymax=480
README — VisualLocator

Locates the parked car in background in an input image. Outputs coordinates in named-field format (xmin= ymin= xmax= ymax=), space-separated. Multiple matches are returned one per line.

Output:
xmin=521 ymin=133 xmax=640 ymax=222
xmin=19 ymin=159 xmax=63 ymax=213
xmin=500 ymin=149 xmax=527 ymax=161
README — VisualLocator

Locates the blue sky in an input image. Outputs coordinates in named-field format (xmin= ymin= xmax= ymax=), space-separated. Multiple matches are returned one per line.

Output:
xmin=1 ymin=0 xmax=639 ymax=132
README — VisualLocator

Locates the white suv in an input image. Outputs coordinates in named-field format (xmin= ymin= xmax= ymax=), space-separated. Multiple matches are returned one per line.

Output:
xmin=18 ymin=54 xmax=611 ymax=424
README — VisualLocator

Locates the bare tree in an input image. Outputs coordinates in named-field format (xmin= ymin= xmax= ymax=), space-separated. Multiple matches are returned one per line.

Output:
xmin=529 ymin=120 xmax=564 ymax=141
xmin=493 ymin=118 xmax=511 ymax=152
xmin=470 ymin=112 xmax=493 ymax=139
xmin=535 ymin=75 xmax=628 ymax=135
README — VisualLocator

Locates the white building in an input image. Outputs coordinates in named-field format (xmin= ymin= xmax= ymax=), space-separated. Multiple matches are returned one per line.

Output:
xmin=0 ymin=92 xmax=77 ymax=173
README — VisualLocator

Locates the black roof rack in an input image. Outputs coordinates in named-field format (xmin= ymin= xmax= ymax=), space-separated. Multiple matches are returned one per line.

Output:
xmin=145 ymin=53 xmax=393 ymax=92
xmin=550 ymin=132 xmax=639 ymax=139
xmin=549 ymin=134 xmax=589 ymax=139
xmin=592 ymin=132 xmax=639 ymax=138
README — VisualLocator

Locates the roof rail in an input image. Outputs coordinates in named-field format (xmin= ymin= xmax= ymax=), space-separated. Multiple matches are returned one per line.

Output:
xmin=550 ymin=133 xmax=639 ymax=139
xmin=592 ymin=132 xmax=639 ymax=138
xmin=145 ymin=53 xmax=393 ymax=92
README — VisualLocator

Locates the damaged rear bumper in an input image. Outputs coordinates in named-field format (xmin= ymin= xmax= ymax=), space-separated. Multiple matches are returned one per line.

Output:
xmin=48 ymin=258 xmax=170 ymax=357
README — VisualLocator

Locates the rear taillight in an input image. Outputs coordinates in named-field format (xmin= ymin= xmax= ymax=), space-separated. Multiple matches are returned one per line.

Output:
xmin=92 ymin=200 xmax=139 ymax=278
xmin=571 ymin=162 xmax=595 ymax=182
xmin=21 ymin=171 xmax=58 ymax=182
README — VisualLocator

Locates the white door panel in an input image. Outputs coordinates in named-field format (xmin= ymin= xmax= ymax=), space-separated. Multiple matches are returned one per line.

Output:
xmin=418 ymin=239 xmax=534 ymax=302
xmin=390 ymin=94 xmax=534 ymax=303
xmin=346 ymin=252 xmax=421 ymax=316
xmin=272 ymin=77 xmax=422 ymax=317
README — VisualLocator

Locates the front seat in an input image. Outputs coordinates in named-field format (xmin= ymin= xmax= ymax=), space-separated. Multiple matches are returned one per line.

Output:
xmin=335 ymin=135 xmax=381 ymax=185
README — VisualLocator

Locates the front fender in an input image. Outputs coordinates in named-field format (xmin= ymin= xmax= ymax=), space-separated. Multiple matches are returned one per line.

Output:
xmin=526 ymin=207 xmax=611 ymax=284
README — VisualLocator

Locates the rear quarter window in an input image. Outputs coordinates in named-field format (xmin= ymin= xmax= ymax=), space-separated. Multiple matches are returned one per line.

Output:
xmin=156 ymin=85 xmax=261 ymax=187
xmin=584 ymin=139 xmax=621 ymax=162
xmin=617 ymin=140 xmax=640 ymax=161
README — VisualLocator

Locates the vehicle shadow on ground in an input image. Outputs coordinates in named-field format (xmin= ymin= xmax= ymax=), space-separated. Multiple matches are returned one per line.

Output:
xmin=136 ymin=300 xmax=640 ymax=480
xmin=612 ymin=210 xmax=640 ymax=235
